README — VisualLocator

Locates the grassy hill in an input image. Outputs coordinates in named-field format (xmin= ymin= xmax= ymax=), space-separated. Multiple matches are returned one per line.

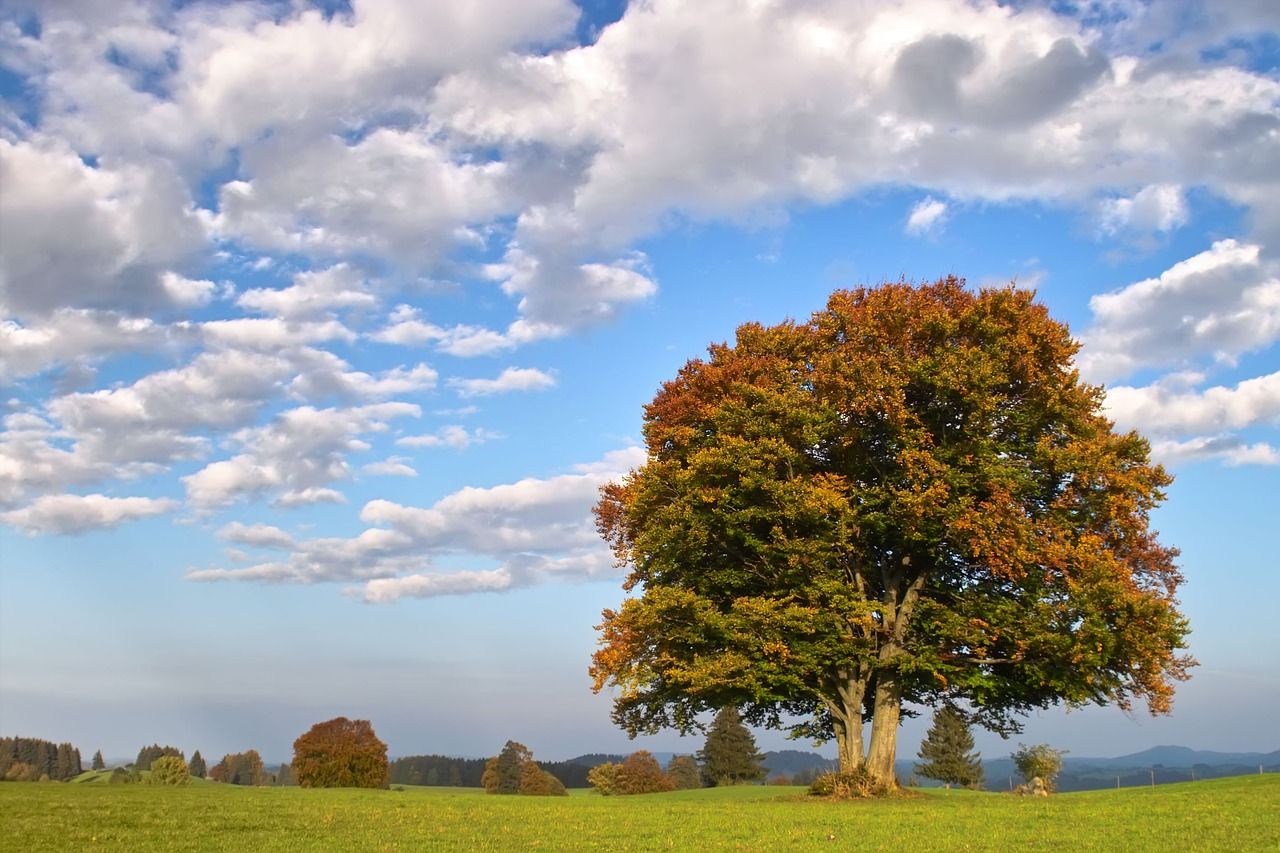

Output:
xmin=0 ymin=772 xmax=1275 ymax=850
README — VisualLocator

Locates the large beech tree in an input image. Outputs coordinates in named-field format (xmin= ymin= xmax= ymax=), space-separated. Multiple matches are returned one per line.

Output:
xmin=292 ymin=717 xmax=388 ymax=789
xmin=591 ymin=279 xmax=1192 ymax=792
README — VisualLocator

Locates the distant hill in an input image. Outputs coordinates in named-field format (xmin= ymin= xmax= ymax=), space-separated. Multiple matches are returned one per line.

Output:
xmin=511 ymin=745 xmax=1280 ymax=791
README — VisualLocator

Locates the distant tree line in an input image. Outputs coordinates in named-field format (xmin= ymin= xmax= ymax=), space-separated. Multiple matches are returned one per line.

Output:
xmin=389 ymin=754 xmax=595 ymax=789
xmin=0 ymin=737 xmax=82 ymax=782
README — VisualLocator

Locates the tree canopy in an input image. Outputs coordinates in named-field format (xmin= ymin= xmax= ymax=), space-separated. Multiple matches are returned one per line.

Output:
xmin=292 ymin=718 xmax=388 ymax=789
xmin=591 ymin=279 xmax=1192 ymax=791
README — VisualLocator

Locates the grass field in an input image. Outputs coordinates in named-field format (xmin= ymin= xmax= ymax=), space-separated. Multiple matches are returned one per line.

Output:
xmin=1 ymin=774 xmax=1275 ymax=851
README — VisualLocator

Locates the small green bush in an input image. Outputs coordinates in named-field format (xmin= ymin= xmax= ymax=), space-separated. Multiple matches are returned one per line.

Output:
xmin=147 ymin=756 xmax=192 ymax=786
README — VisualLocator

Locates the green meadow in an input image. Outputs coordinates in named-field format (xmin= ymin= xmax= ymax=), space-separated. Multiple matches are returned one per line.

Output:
xmin=1 ymin=774 xmax=1276 ymax=851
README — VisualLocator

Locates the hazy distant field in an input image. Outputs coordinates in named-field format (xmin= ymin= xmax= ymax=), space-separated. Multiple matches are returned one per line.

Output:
xmin=1 ymin=775 xmax=1275 ymax=851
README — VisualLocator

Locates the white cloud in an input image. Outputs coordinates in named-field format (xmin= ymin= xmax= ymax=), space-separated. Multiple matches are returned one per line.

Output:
xmin=182 ymin=402 xmax=420 ymax=509
xmin=1098 ymin=184 xmax=1189 ymax=235
xmin=274 ymin=488 xmax=348 ymax=508
xmin=236 ymin=264 xmax=376 ymax=319
xmin=905 ymin=197 xmax=948 ymax=236
xmin=285 ymin=350 xmax=438 ymax=402
xmin=371 ymin=305 xmax=516 ymax=357
xmin=448 ymin=367 xmax=556 ymax=398
xmin=160 ymin=272 xmax=220 ymax=308
xmin=199 ymin=318 xmax=357 ymax=350
xmin=0 ymin=135 xmax=205 ymax=320
xmin=0 ymin=309 xmax=166 ymax=381
xmin=1105 ymin=371 xmax=1280 ymax=436
xmin=1080 ymin=240 xmax=1280 ymax=382
xmin=217 ymin=521 xmax=295 ymax=549
xmin=1 ymin=493 xmax=177 ymax=535
xmin=185 ymin=446 xmax=641 ymax=595
xmin=1149 ymin=436 xmax=1280 ymax=467
xmin=395 ymin=424 xmax=499 ymax=450
xmin=362 ymin=457 xmax=418 ymax=478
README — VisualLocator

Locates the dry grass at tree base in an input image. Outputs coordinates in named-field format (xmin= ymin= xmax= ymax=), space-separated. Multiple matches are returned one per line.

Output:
xmin=0 ymin=773 xmax=1275 ymax=851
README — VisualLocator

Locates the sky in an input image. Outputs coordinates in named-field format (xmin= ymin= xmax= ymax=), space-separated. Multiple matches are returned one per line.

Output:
xmin=0 ymin=0 xmax=1277 ymax=765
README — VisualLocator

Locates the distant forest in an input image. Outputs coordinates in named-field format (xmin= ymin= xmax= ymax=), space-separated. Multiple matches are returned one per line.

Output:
xmin=389 ymin=754 xmax=605 ymax=789
xmin=1 ymin=737 xmax=82 ymax=782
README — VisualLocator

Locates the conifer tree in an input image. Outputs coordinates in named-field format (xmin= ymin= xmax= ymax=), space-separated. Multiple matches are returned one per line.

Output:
xmin=697 ymin=707 xmax=766 ymax=786
xmin=92 ymin=750 xmax=105 ymax=771
xmin=915 ymin=706 xmax=983 ymax=789
xmin=189 ymin=750 xmax=206 ymax=778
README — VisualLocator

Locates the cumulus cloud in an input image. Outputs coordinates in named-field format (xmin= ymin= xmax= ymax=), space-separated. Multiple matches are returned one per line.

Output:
xmin=182 ymin=402 xmax=420 ymax=509
xmin=362 ymin=457 xmax=418 ymax=477
xmin=395 ymin=425 xmax=500 ymax=450
xmin=0 ymin=309 xmax=166 ymax=381
xmin=1105 ymin=371 xmax=1280 ymax=436
xmin=1098 ymin=184 xmax=1189 ymax=235
xmin=0 ymin=135 xmax=206 ymax=320
xmin=448 ymin=367 xmax=556 ymax=398
xmin=1149 ymin=436 xmax=1280 ymax=467
xmin=905 ymin=197 xmax=948 ymax=236
xmin=217 ymin=521 xmax=295 ymax=549
xmin=236 ymin=264 xmax=376 ymax=319
xmin=1 ymin=493 xmax=177 ymax=534
xmin=186 ymin=446 xmax=641 ymax=598
xmin=199 ymin=318 xmax=357 ymax=350
xmin=371 ymin=305 xmax=516 ymax=357
xmin=1080 ymin=240 xmax=1280 ymax=383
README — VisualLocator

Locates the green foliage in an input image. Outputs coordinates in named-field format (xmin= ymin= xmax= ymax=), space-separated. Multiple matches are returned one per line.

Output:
xmin=0 ymin=737 xmax=82 ymax=782
xmin=210 ymin=750 xmax=265 ymax=786
xmin=698 ymin=708 xmax=766 ymax=786
xmin=274 ymin=762 xmax=296 ymax=786
xmin=1012 ymin=744 xmax=1067 ymax=790
xmin=915 ymin=706 xmax=983 ymax=789
xmin=667 ymin=755 xmax=703 ymax=790
xmin=483 ymin=741 xmax=533 ymax=795
xmin=188 ymin=751 xmax=206 ymax=779
xmin=147 ymin=756 xmax=192 ymax=786
xmin=615 ymin=751 xmax=675 ymax=795
xmin=107 ymin=767 xmax=131 ymax=785
xmin=592 ymin=280 xmax=1192 ymax=791
xmin=135 ymin=745 xmax=183 ymax=772
xmin=587 ymin=762 xmax=620 ymax=795
xmin=91 ymin=751 xmax=105 ymax=772
xmin=7 ymin=777 xmax=1276 ymax=850
xmin=292 ymin=718 xmax=388 ymax=789
xmin=480 ymin=741 xmax=567 ymax=796
xmin=518 ymin=762 xmax=568 ymax=796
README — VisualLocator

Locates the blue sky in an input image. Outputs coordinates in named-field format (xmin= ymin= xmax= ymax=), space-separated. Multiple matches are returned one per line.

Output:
xmin=1 ymin=0 xmax=1277 ymax=764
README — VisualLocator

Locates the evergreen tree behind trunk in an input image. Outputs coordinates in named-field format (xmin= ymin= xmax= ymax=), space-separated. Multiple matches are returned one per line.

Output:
xmin=189 ymin=750 xmax=206 ymax=778
xmin=697 ymin=707 xmax=766 ymax=786
xmin=915 ymin=706 xmax=983 ymax=789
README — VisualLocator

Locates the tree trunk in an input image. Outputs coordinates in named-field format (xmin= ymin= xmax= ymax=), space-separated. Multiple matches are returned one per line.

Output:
xmin=865 ymin=667 xmax=902 ymax=792
xmin=830 ymin=671 xmax=867 ymax=774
